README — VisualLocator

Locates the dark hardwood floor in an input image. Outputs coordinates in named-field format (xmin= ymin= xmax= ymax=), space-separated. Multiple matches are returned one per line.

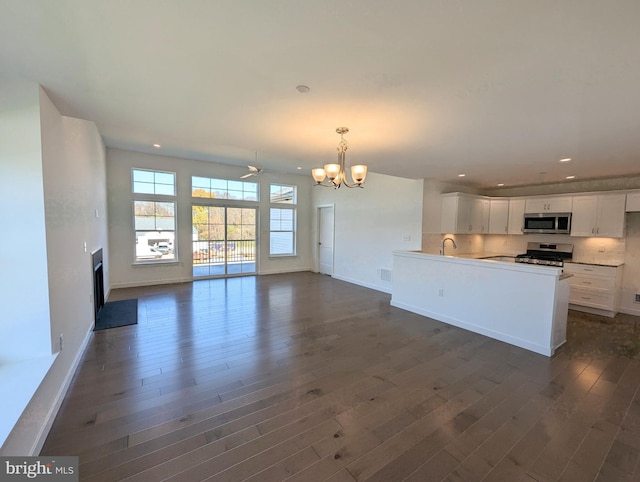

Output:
xmin=41 ymin=272 xmax=640 ymax=481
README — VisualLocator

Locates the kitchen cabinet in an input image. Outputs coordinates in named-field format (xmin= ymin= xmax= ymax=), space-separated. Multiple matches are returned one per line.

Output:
xmin=626 ymin=191 xmax=640 ymax=212
xmin=507 ymin=199 xmax=525 ymax=235
xmin=564 ymin=263 xmax=622 ymax=317
xmin=570 ymin=194 xmax=626 ymax=237
xmin=489 ymin=199 xmax=509 ymax=234
xmin=441 ymin=193 xmax=490 ymax=234
xmin=525 ymin=195 xmax=573 ymax=213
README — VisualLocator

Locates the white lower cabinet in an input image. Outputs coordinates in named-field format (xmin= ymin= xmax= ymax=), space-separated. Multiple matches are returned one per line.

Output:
xmin=564 ymin=263 xmax=622 ymax=317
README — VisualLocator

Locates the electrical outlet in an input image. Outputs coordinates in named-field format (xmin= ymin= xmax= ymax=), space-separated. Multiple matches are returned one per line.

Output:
xmin=438 ymin=288 xmax=444 ymax=297
xmin=598 ymin=245 xmax=605 ymax=253
xmin=59 ymin=334 xmax=64 ymax=351
xmin=635 ymin=293 xmax=640 ymax=303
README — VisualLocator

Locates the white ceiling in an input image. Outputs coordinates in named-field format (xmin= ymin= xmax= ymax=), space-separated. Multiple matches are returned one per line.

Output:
xmin=2 ymin=0 xmax=640 ymax=189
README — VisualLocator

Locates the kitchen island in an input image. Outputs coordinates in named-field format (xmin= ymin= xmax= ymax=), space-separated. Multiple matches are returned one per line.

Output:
xmin=391 ymin=251 xmax=571 ymax=357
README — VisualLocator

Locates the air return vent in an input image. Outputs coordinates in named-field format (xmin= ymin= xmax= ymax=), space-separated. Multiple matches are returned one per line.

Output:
xmin=379 ymin=268 xmax=392 ymax=282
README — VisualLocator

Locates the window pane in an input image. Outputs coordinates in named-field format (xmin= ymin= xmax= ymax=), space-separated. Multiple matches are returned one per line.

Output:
xmin=133 ymin=200 xmax=176 ymax=262
xmin=133 ymin=169 xmax=154 ymax=183
xmin=270 ymin=184 xmax=296 ymax=204
xmin=155 ymin=183 xmax=175 ymax=196
xmin=210 ymin=179 xmax=227 ymax=190
xmin=154 ymin=172 xmax=175 ymax=186
xmin=192 ymin=176 xmax=210 ymax=188
xmin=270 ymin=232 xmax=293 ymax=255
xmin=269 ymin=208 xmax=295 ymax=255
xmin=133 ymin=182 xmax=155 ymax=194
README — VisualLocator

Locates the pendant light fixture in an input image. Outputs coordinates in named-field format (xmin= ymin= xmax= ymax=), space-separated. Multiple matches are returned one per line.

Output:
xmin=312 ymin=127 xmax=367 ymax=188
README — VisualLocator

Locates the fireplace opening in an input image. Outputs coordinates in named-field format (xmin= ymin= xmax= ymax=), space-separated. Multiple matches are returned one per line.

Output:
xmin=92 ymin=248 xmax=104 ymax=322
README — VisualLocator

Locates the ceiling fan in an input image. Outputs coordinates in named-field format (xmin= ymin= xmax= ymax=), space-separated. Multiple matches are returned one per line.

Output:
xmin=241 ymin=152 xmax=275 ymax=179
xmin=240 ymin=165 xmax=265 ymax=179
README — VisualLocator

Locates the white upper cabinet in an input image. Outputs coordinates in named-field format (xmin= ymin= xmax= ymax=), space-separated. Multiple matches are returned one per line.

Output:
xmin=525 ymin=195 xmax=573 ymax=213
xmin=571 ymin=194 xmax=626 ymax=237
xmin=473 ymin=197 xmax=490 ymax=234
xmin=626 ymin=192 xmax=640 ymax=212
xmin=507 ymin=199 xmax=525 ymax=235
xmin=488 ymin=199 xmax=509 ymax=234
xmin=441 ymin=193 xmax=490 ymax=234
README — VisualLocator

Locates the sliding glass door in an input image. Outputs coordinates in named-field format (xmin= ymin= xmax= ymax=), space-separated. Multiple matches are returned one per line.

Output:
xmin=192 ymin=205 xmax=257 ymax=278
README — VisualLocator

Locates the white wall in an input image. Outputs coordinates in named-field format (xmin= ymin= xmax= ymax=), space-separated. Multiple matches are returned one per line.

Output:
xmin=0 ymin=80 xmax=52 ymax=362
xmin=311 ymin=172 xmax=423 ymax=293
xmin=1 ymin=83 xmax=108 ymax=455
xmin=107 ymin=149 xmax=313 ymax=288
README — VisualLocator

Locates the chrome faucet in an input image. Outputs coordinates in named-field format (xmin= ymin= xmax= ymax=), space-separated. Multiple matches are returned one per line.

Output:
xmin=441 ymin=237 xmax=457 ymax=255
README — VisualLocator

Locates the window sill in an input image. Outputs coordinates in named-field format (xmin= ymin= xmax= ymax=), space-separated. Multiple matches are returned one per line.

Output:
xmin=269 ymin=254 xmax=297 ymax=259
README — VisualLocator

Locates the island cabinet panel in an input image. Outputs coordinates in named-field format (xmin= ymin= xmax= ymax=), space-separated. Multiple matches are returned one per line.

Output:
xmin=507 ymin=198 xmax=525 ymax=235
xmin=525 ymin=195 xmax=573 ymax=213
xmin=391 ymin=250 xmax=569 ymax=357
xmin=564 ymin=262 xmax=622 ymax=317
xmin=570 ymin=194 xmax=625 ymax=238
xmin=489 ymin=199 xmax=509 ymax=234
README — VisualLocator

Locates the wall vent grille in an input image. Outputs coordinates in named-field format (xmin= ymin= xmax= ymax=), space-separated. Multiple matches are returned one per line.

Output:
xmin=380 ymin=268 xmax=392 ymax=282
xmin=635 ymin=293 xmax=640 ymax=303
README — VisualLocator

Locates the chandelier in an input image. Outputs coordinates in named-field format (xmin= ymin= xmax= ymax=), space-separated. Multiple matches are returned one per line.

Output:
xmin=311 ymin=127 xmax=368 ymax=188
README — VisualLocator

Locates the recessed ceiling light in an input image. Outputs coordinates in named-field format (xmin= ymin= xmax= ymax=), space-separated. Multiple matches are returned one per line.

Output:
xmin=153 ymin=143 xmax=161 ymax=148
xmin=458 ymin=173 xmax=466 ymax=177
xmin=566 ymin=175 xmax=576 ymax=179
xmin=296 ymin=85 xmax=310 ymax=93
xmin=559 ymin=158 xmax=572 ymax=163
xmin=296 ymin=166 xmax=302 ymax=170
xmin=497 ymin=183 xmax=504 ymax=186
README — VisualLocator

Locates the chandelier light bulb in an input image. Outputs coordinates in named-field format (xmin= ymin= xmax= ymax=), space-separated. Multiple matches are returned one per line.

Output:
xmin=312 ymin=168 xmax=326 ymax=183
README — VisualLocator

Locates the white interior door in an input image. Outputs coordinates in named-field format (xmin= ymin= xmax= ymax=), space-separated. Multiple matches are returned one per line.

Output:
xmin=318 ymin=206 xmax=334 ymax=275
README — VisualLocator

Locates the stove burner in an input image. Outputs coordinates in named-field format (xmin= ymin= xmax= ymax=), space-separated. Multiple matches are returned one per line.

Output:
xmin=515 ymin=242 xmax=573 ymax=268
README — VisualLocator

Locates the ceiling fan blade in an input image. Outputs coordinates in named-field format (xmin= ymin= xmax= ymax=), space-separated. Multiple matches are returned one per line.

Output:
xmin=247 ymin=165 xmax=259 ymax=172
xmin=240 ymin=173 xmax=254 ymax=179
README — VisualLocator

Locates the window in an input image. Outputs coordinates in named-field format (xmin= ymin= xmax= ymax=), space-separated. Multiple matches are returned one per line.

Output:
xmin=270 ymin=184 xmax=296 ymax=204
xmin=132 ymin=169 xmax=176 ymax=263
xmin=133 ymin=169 xmax=175 ymax=196
xmin=192 ymin=177 xmax=258 ymax=201
xmin=269 ymin=184 xmax=296 ymax=256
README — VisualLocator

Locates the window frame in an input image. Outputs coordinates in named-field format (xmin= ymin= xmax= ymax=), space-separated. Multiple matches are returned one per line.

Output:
xmin=132 ymin=168 xmax=178 ymax=265
xmin=269 ymin=184 xmax=297 ymax=257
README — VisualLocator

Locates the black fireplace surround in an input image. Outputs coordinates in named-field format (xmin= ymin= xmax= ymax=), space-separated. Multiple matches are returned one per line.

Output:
xmin=92 ymin=248 xmax=105 ymax=322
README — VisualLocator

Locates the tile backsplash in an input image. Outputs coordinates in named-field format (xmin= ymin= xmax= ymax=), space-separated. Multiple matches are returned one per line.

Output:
xmin=423 ymin=232 xmax=625 ymax=264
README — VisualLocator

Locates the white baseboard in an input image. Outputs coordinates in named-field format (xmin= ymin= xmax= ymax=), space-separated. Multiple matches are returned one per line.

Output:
xmin=110 ymin=277 xmax=192 ymax=290
xmin=331 ymin=274 xmax=392 ymax=294
xmin=619 ymin=306 xmax=640 ymax=317
xmin=30 ymin=321 xmax=94 ymax=455
xmin=258 ymin=267 xmax=313 ymax=276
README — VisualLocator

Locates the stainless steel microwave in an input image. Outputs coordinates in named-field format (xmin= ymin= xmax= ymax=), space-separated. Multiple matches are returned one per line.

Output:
xmin=523 ymin=213 xmax=572 ymax=234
